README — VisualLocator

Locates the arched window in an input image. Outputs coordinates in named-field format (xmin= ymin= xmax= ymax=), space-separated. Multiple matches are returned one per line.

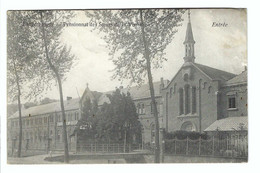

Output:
xmin=179 ymin=88 xmax=184 ymax=115
xmin=170 ymin=87 xmax=173 ymax=98
xmin=184 ymin=73 xmax=189 ymax=81
xmin=184 ymin=84 xmax=190 ymax=114
xmin=137 ymin=103 xmax=141 ymax=114
xmin=203 ymin=82 xmax=207 ymax=89
xmin=208 ymin=86 xmax=212 ymax=93
xmin=192 ymin=86 xmax=197 ymax=114
xmin=181 ymin=121 xmax=196 ymax=131
xmin=141 ymin=103 xmax=145 ymax=114
xmin=173 ymin=83 xmax=177 ymax=93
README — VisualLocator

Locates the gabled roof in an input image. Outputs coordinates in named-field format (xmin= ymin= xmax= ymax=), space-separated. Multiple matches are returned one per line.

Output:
xmin=193 ymin=63 xmax=236 ymax=81
xmin=97 ymin=81 xmax=167 ymax=106
xmin=9 ymin=98 xmax=80 ymax=119
xmin=164 ymin=62 xmax=236 ymax=89
xmin=204 ymin=116 xmax=248 ymax=132
xmin=81 ymin=87 xmax=102 ymax=103
xmin=224 ymin=70 xmax=247 ymax=86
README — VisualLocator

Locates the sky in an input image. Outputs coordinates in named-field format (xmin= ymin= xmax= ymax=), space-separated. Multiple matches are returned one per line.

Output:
xmin=25 ymin=9 xmax=248 ymax=102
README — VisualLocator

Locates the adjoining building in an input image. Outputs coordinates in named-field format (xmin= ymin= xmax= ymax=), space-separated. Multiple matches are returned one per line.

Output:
xmin=7 ymin=97 xmax=81 ymax=155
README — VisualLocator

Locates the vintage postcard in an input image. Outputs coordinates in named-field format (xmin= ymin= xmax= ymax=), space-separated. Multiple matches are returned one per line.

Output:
xmin=6 ymin=8 xmax=247 ymax=164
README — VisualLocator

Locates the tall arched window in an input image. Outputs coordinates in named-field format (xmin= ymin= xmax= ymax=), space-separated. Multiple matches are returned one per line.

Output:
xmin=192 ymin=86 xmax=197 ymax=114
xmin=141 ymin=103 xmax=145 ymax=114
xmin=208 ymin=86 xmax=212 ymax=93
xmin=173 ymin=83 xmax=177 ymax=93
xmin=179 ymin=88 xmax=184 ymax=115
xmin=184 ymin=84 xmax=190 ymax=114
xmin=203 ymin=82 xmax=207 ymax=89
xmin=170 ymin=87 xmax=173 ymax=98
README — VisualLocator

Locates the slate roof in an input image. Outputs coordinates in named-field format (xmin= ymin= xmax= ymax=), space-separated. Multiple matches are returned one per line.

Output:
xmin=193 ymin=63 xmax=236 ymax=81
xmin=9 ymin=98 xmax=80 ymax=119
xmin=97 ymin=81 xmax=166 ymax=106
xmin=204 ymin=116 xmax=248 ymax=132
xmin=225 ymin=70 xmax=247 ymax=86
xmin=184 ymin=22 xmax=195 ymax=44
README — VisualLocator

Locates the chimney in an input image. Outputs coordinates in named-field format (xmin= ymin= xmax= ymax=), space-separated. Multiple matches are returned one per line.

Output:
xmin=67 ymin=96 xmax=72 ymax=101
xmin=160 ymin=77 xmax=164 ymax=92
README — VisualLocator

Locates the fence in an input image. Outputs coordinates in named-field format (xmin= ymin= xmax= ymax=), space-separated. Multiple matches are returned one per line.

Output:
xmin=77 ymin=142 xmax=142 ymax=153
xmin=165 ymin=137 xmax=248 ymax=158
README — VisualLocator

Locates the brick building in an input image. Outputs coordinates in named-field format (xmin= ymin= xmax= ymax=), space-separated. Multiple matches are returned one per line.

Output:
xmin=159 ymin=13 xmax=247 ymax=138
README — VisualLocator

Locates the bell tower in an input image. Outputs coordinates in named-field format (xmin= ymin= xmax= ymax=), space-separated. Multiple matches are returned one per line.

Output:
xmin=183 ymin=10 xmax=195 ymax=63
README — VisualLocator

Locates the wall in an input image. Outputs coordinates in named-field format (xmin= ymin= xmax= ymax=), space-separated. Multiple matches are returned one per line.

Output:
xmin=7 ymin=109 xmax=80 ymax=155
xmin=219 ymin=84 xmax=247 ymax=118
xmin=134 ymin=96 xmax=163 ymax=144
xmin=161 ymin=64 xmax=220 ymax=133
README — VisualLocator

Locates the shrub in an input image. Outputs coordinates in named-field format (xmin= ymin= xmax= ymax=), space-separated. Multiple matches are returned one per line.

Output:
xmin=164 ymin=130 xmax=208 ymax=140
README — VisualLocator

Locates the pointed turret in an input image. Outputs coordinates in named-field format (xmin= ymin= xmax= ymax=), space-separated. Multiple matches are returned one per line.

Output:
xmin=183 ymin=10 xmax=195 ymax=63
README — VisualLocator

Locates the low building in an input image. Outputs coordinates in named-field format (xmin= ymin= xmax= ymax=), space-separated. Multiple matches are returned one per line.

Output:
xmin=7 ymin=97 xmax=81 ymax=155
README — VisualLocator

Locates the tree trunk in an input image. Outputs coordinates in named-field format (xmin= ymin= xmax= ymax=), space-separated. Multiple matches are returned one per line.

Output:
xmin=57 ymin=75 xmax=70 ymax=163
xmin=13 ymin=61 xmax=22 ymax=158
xmin=39 ymin=11 xmax=69 ymax=163
xmin=139 ymin=9 xmax=160 ymax=163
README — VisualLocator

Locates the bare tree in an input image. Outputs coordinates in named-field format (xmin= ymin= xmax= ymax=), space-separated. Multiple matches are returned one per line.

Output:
xmin=7 ymin=10 xmax=75 ymax=163
xmin=86 ymin=9 xmax=185 ymax=163
xmin=7 ymin=11 xmax=38 ymax=157
xmin=37 ymin=11 xmax=75 ymax=163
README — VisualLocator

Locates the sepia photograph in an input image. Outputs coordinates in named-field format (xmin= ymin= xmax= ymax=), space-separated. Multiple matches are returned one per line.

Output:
xmin=6 ymin=8 xmax=247 ymax=164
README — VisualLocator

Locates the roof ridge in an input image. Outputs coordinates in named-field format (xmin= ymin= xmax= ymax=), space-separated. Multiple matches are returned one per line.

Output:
xmin=194 ymin=62 xmax=236 ymax=75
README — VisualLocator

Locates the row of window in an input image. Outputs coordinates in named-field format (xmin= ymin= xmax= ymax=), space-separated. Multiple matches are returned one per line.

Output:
xmin=11 ymin=111 xmax=79 ymax=127
xmin=137 ymin=103 xmax=145 ymax=114
xmin=18 ymin=127 xmax=74 ymax=143
xmin=136 ymin=102 xmax=160 ymax=115
xmin=179 ymin=85 xmax=197 ymax=115
xmin=169 ymin=82 xmax=212 ymax=99
xmin=137 ymin=102 xmax=159 ymax=115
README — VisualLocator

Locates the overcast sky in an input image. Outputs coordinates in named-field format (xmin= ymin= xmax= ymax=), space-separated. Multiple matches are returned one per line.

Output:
xmin=28 ymin=8 xmax=247 ymax=102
